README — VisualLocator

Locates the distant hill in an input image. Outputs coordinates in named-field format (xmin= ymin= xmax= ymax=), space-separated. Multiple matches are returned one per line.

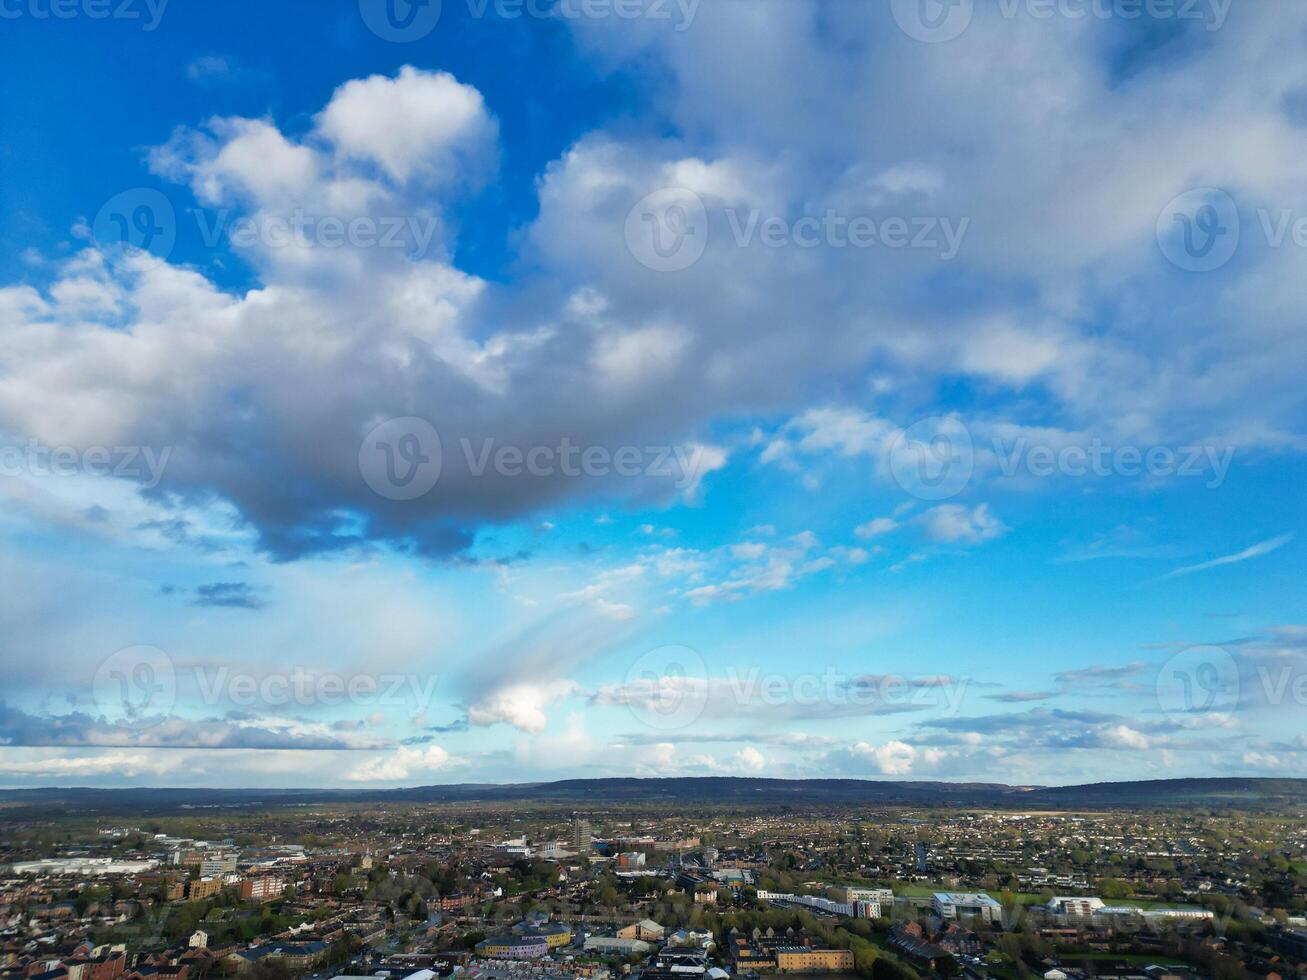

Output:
xmin=1017 ymin=777 xmax=1307 ymax=807
xmin=2 ymin=776 xmax=1304 ymax=817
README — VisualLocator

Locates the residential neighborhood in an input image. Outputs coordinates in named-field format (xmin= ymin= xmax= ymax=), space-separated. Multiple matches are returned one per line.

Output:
xmin=1 ymin=799 xmax=1302 ymax=980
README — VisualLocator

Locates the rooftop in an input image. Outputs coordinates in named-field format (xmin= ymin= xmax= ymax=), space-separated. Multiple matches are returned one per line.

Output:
xmin=934 ymin=892 xmax=1002 ymax=907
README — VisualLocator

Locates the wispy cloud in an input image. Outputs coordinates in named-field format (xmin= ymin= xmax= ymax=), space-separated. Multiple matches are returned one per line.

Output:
xmin=1159 ymin=533 xmax=1293 ymax=580
xmin=193 ymin=581 xmax=267 ymax=610
xmin=1056 ymin=526 xmax=1185 ymax=564
xmin=919 ymin=504 xmax=1007 ymax=545
xmin=1054 ymin=662 xmax=1147 ymax=686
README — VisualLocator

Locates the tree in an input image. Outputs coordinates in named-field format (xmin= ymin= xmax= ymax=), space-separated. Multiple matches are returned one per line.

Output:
xmin=871 ymin=954 xmax=919 ymax=980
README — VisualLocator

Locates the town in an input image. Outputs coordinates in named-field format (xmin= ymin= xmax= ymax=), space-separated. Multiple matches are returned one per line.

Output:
xmin=2 ymin=800 xmax=1303 ymax=980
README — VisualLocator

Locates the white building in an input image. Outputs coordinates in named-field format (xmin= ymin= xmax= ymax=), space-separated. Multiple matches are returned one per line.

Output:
xmin=757 ymin=890 xmax=853 ymax=916
xmin=1139 ymin=908 xmax=1215 ymax=921
xmin=842 ymin=886 xmax=894 ymax=905
xmin=1091 ymin=906 xmax=1214 ymax=922
xmin=335 ymin=972 xmax=434 ymax=980
xmin=933 ymin=892 xmax=1003 ymax=924
xmin=1045 ymin=896 xmax=1106 ymax=917
xmin=200 ymin=856 xmax=237 ymax=876
xmin=667 ymin=929 xmax=715 ymax=950
xmin=584 ymin=937 xmax=652 ymax=956
xmin=10 ymin=858 xmax=157 ymax=876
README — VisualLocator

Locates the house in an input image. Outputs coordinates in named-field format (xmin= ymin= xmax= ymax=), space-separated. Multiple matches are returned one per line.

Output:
xmin=887 ymin=922 xmax=949 ymax=971
xmin=618 ymin=920 xmax=665 ymax=942
xmin=124 ymin=966 xmax=189 ymax=980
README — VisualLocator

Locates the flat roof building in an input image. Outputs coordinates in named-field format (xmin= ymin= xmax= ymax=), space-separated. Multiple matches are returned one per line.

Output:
xmin=476 ymin=935 xmax=550 ymax=960
xmin=1045 ymin=896 xmax=1105 ymax=917
xmin=584 ymin=937 xmax=652 ymax=956
xmin=933 ymin=891 xmax=1002 ymax=924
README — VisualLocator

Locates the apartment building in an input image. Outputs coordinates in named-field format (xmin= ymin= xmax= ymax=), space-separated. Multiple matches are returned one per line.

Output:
xmin=186 ymin=878 xmax=223 ymax=900
xmin=475 ymin=935 xmax=550 ymax=960
xmin=1045 ymin=896 xmax=1105 ymax=917
xmin=775 ymin=948 xmax=855 ymax=972
xmin=841 ymin=886 xmax=894 ymax=905
xmin=199 ymin=856 xmax=237 ymax=877
xmin=933 ymin=892 xmax=1003 ymax=924
xmin=240 ymin=876 xmax=287 ymax=903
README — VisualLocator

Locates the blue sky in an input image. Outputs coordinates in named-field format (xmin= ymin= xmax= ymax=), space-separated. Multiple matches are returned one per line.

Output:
xmin=0 ymin=0 xmax=1304 ymax=788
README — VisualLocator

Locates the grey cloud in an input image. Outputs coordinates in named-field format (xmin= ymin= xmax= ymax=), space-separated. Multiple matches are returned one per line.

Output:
xmin=0 ymin=704 xmax=387 ymax=750
xmin=192 ymin=581 xmax=267 ymax=610
xmin=3 ymin=10 xmax=1307 ymax=573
